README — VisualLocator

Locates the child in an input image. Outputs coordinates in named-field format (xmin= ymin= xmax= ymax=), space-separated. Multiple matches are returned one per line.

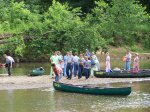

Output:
xmin=133 ymin=53 xmax=139 ymax=73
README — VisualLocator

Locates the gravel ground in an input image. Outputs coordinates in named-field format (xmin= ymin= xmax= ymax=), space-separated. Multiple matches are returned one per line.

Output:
xmin=0 ymin=75 xmax=150 ymax=90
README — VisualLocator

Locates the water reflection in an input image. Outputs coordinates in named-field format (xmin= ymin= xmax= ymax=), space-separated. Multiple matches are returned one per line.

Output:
xmin=0 ymin=81 xmax=149 ymax=112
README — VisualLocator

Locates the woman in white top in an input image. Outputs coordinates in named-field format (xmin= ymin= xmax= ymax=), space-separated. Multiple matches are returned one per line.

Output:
xmin=105 ymin=52 xmax=111 ymax=72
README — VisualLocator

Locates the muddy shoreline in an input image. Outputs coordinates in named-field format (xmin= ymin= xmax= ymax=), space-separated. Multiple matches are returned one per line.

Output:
xmin=0 ymin=75 xmax=150 ymax=90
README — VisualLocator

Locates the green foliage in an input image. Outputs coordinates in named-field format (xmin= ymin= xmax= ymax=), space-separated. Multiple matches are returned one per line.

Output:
xmin=0 ymin=35 xmax=25 ymax=56
xmin=94 ymin=0 xmax=149 ymax=46
xmin=25 ymin=0 xmax=105 ymax=56
xmin=130 ymin=45 xmax=142 ymax=52
xmin=143 ymin=35 xmax=150 ymax=49
xmin=0 ymin=0 xmax=149 ymax=61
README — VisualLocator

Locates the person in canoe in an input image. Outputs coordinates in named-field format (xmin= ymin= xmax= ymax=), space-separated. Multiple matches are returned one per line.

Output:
xmin=4 ymin=53 xmax=15 ymax=76
xmin=51 ymin=63 xmax=63 ymax=82
xmin=132 ymin=53 xmax=139 ymax=73
xmin=105 ymin=52 xmax=111 ymax=72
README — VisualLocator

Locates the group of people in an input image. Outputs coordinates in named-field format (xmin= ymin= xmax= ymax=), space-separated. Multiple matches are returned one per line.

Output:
xmin=50 ymin=50 xmax=102 ymax=82
xmin=50 ymin=49 xmax=140 ymax=82
xmin=2 ymin=49 xmax=139 ymax=79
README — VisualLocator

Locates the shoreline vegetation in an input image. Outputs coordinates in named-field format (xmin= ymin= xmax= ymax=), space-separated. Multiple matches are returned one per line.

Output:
xmin=0 ymin=75 xmax=150 ymax=90
xmin=2 ymin=46 xmax=149 ymax=63
xmin=0 ymin=0 xmax=150 ymax=62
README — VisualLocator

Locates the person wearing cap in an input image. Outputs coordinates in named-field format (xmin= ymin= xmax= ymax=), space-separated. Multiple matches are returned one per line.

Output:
xmin=133 ymin=53 xmax=139 ymax=73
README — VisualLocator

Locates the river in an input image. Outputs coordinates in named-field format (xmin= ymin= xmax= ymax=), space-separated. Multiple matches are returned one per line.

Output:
xmin=0 ymin=58 xmax=149 ymax=75
xmin=0 ymin=81 xmax=149 ymax=112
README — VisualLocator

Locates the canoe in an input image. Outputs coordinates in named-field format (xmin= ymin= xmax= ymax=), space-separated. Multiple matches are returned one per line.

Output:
xmin=53 ymin=81 xmax=131 ymax=95
xmin=94 ymin=70 xmax=150 ymax=78
xmin=30 ymin=67 xmax=45 ymax=76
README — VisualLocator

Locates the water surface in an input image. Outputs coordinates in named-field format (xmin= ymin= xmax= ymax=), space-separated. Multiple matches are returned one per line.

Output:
xmin=0 ymin=81 xmax=149 ymax=112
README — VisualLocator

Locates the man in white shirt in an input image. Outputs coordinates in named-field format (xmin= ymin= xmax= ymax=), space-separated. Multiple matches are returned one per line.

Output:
xmin=73 ymin=53 xmax=79 ymax=77
xmin=4 ymin=54 xmax=15 ymax=76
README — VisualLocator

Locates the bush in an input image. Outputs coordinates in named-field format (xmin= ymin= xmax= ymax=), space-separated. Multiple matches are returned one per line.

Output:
xmin=143 ymin=36 xmax=150 ymax=49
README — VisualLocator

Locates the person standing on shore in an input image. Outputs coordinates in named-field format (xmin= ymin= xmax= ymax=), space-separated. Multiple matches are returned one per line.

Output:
xmin=133 ymin=53 xmax=139 ymax=73
xmin=124 ymin=50 xmax=132 ymax=71
xmin=57 ymin=51 xmax=63 ymax=68
xmin=78 ymin=54 xmax=84 ymax=79
xmin=90 ymin=55 xmax=98 ymax=77
xmin=83 ymin=56 xmax=91 ymax=79
xmin=91 ymin=52 xmax=100 ymax=70
xmin=50 ymin=51 xmax=60 ymax=77
xmin=63 ymin=52 xmax=68 ymax=77
xmin=4 ymin=53 xmax=15 ymax=76
xmin=66 ymin=51 xmax=73 ymax=79
xmin=105 ymin=52 xmax=111 ymax=72
xmin=85 ymin=49 xmax=91 ymax=58
xmin=73 ymin=53 xmax=79 ymax=77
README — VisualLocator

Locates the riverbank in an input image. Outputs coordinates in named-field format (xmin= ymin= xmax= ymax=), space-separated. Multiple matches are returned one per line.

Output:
xmin=2 ymin=46 xmax=149 ymax=62
xmin=0 ymin=75 xmax=150 ymax=90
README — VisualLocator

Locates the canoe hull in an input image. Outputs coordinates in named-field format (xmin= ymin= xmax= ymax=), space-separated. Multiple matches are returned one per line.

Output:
xmin=53 ymin=81 xmax=131 ymax=95
xmin=30 ymin=69 xmax=44 ymax=76
xmin=94 ymin=70 xmax=150 ymax=78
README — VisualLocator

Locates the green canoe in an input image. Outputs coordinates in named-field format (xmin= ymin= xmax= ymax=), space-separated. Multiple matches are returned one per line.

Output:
xmin=94 ymin=70 xmax=150 ymax=78
xmin=30 ymin=67 xmax=45 ymax=76
xmin=53 ymin=81 xmax=131 ymax=95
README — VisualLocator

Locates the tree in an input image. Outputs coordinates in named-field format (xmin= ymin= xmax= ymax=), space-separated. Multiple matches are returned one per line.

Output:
xmin=0 ymin=0 xmax=40 ymax=56
xmin=91 ymin=0 xmax=150 ymax=46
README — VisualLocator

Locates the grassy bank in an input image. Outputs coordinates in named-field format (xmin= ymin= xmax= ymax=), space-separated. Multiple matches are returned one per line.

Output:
xmin=97 ymin=46 xmax=150 ymax=60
